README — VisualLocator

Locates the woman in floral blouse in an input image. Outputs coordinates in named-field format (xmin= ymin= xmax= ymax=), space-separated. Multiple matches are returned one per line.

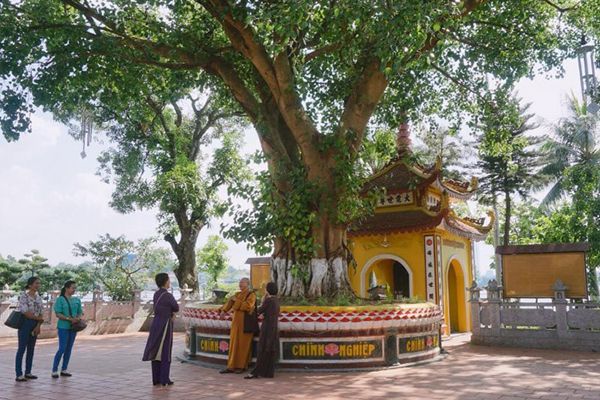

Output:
xmin=15 ymin=276 xmax=44 ymax=382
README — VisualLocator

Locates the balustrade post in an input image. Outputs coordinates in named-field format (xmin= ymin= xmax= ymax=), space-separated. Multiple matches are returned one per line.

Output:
xmin=468 ymin=281 xmax=481 ymax=336
xmin=0 ymin=284 xmax=14 ymax=303
xmin=180 ymin=283 xmax=193 ymax=308
xmin=485 ymin=280 xmax=502 ymax=336
xmin=92 ymin=289 xmax=103 ymax=322
xmin=0 ymin=285 xmax=15 ymax=324
xmin=48 ymin=289 xmax=60 ymax=325
xmin=552 ymin=280 xmax=569 ymax=339
xmin=132 ymin=289 xmax=142 ymax=317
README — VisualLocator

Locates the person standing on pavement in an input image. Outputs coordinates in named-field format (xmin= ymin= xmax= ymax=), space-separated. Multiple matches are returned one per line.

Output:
xmin=219 ymin=277 xmax=256 ymax=374
xmin=142 ymin=273 xmax=179 ymax=386
xmin=52 ymin=280 xmax=83 ymax=378
xmin=245 ymin=281 xmax=280 ymax=379
xmin=15 ymin=276 xmax=44 ymax=382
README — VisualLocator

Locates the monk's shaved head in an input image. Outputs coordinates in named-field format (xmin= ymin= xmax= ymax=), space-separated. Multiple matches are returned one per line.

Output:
xmin=239 ymin=277 xmax=250 ymax=290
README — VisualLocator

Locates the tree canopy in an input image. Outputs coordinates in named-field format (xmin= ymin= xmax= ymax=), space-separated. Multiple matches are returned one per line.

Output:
xmin=2 ymin=0 xmax=597 ymax=297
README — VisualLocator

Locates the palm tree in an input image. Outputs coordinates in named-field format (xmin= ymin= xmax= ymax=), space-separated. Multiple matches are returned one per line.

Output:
xmin=541 ymin=96 xmax=600 ymax=207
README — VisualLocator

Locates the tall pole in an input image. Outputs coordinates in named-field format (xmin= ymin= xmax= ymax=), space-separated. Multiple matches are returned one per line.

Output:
xmin=578 ymin=38 xmax=599 ymax=114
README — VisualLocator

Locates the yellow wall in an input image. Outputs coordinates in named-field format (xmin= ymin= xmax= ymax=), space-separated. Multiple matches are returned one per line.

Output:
xmin=349 ymin=232 xmax=429 ymax=299
xmin=349 ymin=228 xmax=474 ymax=334
xmin=438 ymin=232 xmax=472 ymax=333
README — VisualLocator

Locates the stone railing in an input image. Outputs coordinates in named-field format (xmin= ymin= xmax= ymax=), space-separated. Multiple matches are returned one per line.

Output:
xmin=469 ymin=280 xmax=600 ymax=352
xmin=0 ymin=285 xmax=194 ymax=339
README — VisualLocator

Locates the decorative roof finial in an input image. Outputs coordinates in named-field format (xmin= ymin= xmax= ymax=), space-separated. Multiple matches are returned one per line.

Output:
xmin=397 ymin=123 xmax=412 ymax=155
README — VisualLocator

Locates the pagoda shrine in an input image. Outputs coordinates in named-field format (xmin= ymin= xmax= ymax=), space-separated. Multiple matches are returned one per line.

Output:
xmin=347 ymin=124 xmax=493 ymax=334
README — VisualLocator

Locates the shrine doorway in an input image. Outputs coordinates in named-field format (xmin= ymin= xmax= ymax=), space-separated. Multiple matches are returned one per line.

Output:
xmin=447 ymin=259 xmax=467 ymax=333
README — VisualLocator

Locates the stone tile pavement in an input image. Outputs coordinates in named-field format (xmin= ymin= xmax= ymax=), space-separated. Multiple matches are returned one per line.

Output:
xmin=1 ymin=332 xmax=599 ymax=400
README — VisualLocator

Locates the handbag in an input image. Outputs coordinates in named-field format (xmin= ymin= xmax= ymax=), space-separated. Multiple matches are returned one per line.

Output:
xmin=64 ymin=296 xmax=87 ymax=332
xmin=4 ymin=310 xmax=24 ymax=329
xmin=242 ymin=291 xmax=260 ymax=335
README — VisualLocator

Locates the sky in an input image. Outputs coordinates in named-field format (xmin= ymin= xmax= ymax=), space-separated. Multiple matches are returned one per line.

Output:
xmin=0 ymin=58 xmax=584 ymax=280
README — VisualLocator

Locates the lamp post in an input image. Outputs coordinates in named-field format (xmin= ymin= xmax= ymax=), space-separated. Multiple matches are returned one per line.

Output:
xmin=577 ymin=37 xmax=599 ymax=114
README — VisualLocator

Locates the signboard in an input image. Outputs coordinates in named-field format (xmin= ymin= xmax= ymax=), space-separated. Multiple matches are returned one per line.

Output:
xmin=196 ymin=335 xmax=231 ymax=358
xmin=398 ymin=334 xmax=439 ymax=355
xmin=499 ymin=244 xmax=589 ymax=298
xmin=250 ymin=264 xmax=270 ymax=294
xmin=195 ymin=335 xmax=257 ymax=359
xmin=281 ymin=339 xmax=383 ymax=362
xmin=424 ymin=235 xmax=436 ymax=302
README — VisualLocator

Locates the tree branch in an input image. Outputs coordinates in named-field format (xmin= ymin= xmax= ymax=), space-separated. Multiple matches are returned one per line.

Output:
xmin=199 ymin=0 xmax=323 ymax=164
xmin=340 ymin=57 xmax=388 ymax=152
xmin=171 ymin=100 xmax=183 ymax=127
xmin=541 ymin=0 xmax=579 ymax=13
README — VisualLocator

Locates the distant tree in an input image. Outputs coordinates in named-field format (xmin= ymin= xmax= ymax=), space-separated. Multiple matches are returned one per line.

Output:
xmin=97 ymin=94 xmax=249 ymax=293
xmin=18 ymin=249 xmax=50 ymax=277
xmin=197 ymin=236 xmax=229 ymax=291
xmin=541 ymin=96 xmax=600 ymax=206
xmin=74 ymin=234 xmax=174 ymax=300
xmin=414 ymin=126 xmax=471 ymax=180
xmin=39 ymin=263 xmax=96 ymax=296
xmin=360 ymin=129 xmax=398 ymax=174
xmin=475 ymin=91 xmax=546 ymax=246
xmin=0 ymin=255 xmax=24 ymax=290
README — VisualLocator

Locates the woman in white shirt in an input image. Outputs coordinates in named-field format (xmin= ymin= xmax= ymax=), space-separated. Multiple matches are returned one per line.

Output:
xmin=15 ymin=276 xmax=44 ymax=382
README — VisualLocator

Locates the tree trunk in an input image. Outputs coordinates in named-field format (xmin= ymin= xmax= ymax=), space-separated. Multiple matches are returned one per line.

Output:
xmin=271 ymin=223 xmax=354 ymax=299
xmin=165 ymin=215 xmax=201 ymax=293
xmin=492 ymin=198 xmax=502 ymax=282
xmin=172 ymin=239 xmax=199 ymax=293
xmin=503 ymin=190 xmax=512 ymax=246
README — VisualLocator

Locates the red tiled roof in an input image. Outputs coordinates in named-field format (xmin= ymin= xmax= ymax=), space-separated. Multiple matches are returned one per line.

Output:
xmin=437 ymin=177 xmax=477 ymax=200
xmin=442 ymin=214 xmax=492 ymax=241
xmin=362 ymin=161 xmax=439 ymax=194
xmin=349 ymin=209 xmax=447 ymax=236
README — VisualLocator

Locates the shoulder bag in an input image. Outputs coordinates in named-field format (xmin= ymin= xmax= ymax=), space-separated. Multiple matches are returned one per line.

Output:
xmin=4 ymin=309 xmax=24 ymax=329
xmin=242 ymin=291 xmax=260 ymax=335
xmin=64 ymin=296 xmax=87 ymax=332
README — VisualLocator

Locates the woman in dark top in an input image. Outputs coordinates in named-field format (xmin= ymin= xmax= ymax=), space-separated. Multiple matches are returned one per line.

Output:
xmin=245 ymin=281 xmax=280 ymax=379
xmin=142 ymin=273 xmax=179 ymax=386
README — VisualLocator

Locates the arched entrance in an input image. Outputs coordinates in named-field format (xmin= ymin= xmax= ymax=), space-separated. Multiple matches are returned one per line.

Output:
xmin=447 ymin=259 xmax=467 ymax=333
xmin=360 ymin=254 xmax=413 ymax=298
xmin=392 ymin=262 xmax=410 ymax=298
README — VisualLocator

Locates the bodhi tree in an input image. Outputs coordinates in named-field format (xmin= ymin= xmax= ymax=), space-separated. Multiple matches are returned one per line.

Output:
xmin=0 ymin=0 xmax=592 ymax=298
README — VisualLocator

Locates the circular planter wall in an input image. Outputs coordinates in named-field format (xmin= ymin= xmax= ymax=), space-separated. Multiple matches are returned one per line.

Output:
xmin=182 ymin=303 xmax=442 ymax=370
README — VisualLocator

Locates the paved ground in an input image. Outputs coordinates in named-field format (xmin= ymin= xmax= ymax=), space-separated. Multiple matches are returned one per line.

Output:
xmin=1 ymin=333 xmax=599 ymax=400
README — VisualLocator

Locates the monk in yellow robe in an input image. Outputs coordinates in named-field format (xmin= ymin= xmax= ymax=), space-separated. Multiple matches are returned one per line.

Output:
xmin=219 ymin=277 xmax=256 ymax=373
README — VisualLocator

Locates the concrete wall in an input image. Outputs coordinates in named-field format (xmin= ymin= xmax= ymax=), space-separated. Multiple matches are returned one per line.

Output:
xmin=0 ymin=289 xmax=190 ymax=339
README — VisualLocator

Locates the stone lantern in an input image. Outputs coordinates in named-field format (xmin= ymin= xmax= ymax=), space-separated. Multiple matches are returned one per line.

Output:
xmin=552 ymin=279 xmax=568 ymax=303
xmin=467 ymin=280 xmax=481 ymax=302
xmin=485 ymin=279 xmax=502 ymax=302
